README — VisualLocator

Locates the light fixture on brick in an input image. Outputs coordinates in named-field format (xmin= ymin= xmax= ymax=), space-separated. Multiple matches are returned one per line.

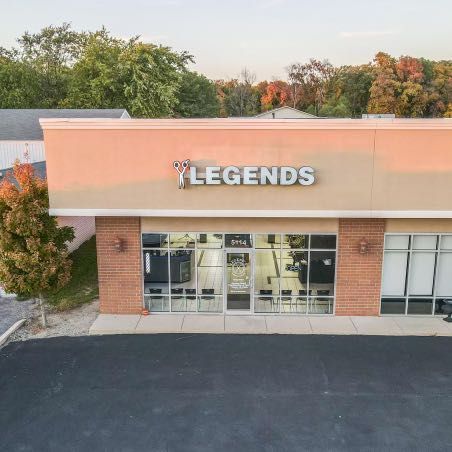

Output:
xmin=114 ymin=236 xmax=125 ymax=252
xmin=359 ymin=237 xmax=370 ymax=254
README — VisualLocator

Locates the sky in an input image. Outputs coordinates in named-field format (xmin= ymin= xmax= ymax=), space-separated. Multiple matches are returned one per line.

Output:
xmin=1 ymin=0 xmax=451 ymax=81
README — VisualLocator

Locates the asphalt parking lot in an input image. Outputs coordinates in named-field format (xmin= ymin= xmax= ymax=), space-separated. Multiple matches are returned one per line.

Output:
xmin=1 ymin=334 xmax=452 ymax=452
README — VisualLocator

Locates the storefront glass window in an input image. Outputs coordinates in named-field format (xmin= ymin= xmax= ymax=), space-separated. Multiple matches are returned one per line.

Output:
xmin=280 ymin=250 xmax=308 ymax=313
xmin=169 ymin=233 xmax=196 ymax=248
xmin=142 ymin=232 xmax=337 ymax=315
xmin=224 ymin=234 xmax=253 ymax=248
xmin=142 ymin=233 xmax=168 ymax=248
xmin=143 ymin=248 xmax=170 ymax=312
xmin=310 ymin=235 xmax=336 ymax=249
xmin=196 ymin=233 xmax=223 ymax=249
xmin=255 ymin=234 xmax=281 ymax=249
xmin=282 ymin=234 xmax=308 ymax=249
xmin=254 ymin=250 xmax=280 ymax=313
xmin=170 ymin=250 xmax=196 ymax=312
xmin=197 ymin=249 xmax=223 ymax=312
xmin=381 ymin=234 xmax=452 ymax=316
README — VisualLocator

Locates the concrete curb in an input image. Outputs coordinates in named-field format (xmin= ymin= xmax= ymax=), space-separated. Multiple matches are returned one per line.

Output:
xmin=0 ymin=319 xmax=26 ymax=347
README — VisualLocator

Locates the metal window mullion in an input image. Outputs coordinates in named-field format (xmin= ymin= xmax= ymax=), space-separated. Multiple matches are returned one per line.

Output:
xmin=307 ymin=236 xmax=311 ymax=314
xmin=167 ymin=238 xmax=171 ymax=312
xmin=222 ymin=233 xmax=225 ymax=313
xmin=195 ymin=238 xmax=199 ymax=312
xmin=432 ymin=234 xmax=441 ymax=315
xmin=251 ymin=247 xmax=255 ymax=314
xmin=279 ymin=235 xmax=282 ymax=314
xmin=405 ymin=236 xmax=413 ymax=315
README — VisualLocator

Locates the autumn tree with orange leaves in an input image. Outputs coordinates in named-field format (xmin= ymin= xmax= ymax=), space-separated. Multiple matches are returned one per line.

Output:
xmin=0 ymin=161 xmax=74 ymax=326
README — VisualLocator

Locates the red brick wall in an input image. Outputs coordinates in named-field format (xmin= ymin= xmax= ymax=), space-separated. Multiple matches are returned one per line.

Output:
xmin=95 ymin=217 xmax=143 ymax=314
xmin=335 ymin=218 xmax=385 ymax=316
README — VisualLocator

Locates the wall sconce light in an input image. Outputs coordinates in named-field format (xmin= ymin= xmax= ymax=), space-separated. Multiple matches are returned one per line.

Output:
xmin=114 ymin=236 xmax=125 ymax=252
xmin=359 ymin=238 xmax=370 ymax=254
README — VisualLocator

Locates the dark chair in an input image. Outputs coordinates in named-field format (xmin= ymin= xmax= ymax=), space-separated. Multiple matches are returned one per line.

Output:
xmin=171 ymin=288 xmax=184 ymax=294
xmin=314 ymin=290 xmax=332 ymax=314
xmin=258 ymin=289 xmax=274 ymax=311
xmin=147 ymin=288 xmax=164 ymax=311
xmin=280 ymin=289 xmax=293 ymax=311
xmin=296 ymin=290 xmax=309 ymax=313
xmin=185 ymin=288 xmax=196 ymax=300
xmin=201 ymin=288 xmax=215 ymax=300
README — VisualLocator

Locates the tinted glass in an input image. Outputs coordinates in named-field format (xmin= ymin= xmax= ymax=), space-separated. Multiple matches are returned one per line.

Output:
xmin=310 ymin=235 xmax=336 ymax=249
xmin=255 ymin=234 xmax=281 ymax=249
xmin=143 ymin=250 xmax=169 ymax=295
xmin=170 ymin=250 xmax=196 ymax=312
xmin=381 ymin=298 xmax=406 ymax=314
xmin=282 ymin=234 xmax=309 ymax=249
xmin=142 ymin=233 xmax=168 ymax=248
xmin=169 ymin=233 xmax=196 ymax=248
xmin=224 ymin=234 xmax=252 ymax=248
xmin=407 ymin=298 xmax=433 ymax=315
xmin=196 ymin=233 xmax=223 ymax=249
xmin=309 ymin=251 xmax=335 ymax=296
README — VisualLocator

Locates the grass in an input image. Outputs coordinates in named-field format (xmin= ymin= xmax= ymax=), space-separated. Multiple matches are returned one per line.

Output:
xmin=46 ymin=236 xmax=99 ymax=311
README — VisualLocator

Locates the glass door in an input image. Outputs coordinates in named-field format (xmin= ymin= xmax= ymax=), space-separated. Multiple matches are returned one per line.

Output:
xmin=225 ymin=250 xmax=252 ymax=311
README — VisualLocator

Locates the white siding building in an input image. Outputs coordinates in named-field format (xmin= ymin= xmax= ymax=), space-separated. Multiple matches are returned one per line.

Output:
xmin=254 ymin=106 xmax=317 ymax=119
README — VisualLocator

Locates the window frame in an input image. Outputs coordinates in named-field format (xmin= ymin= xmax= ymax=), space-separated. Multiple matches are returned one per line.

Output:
xmin=142 ymin=232 xmax=337 ymax=315
xmin=381 ymin=233 xmax=452 ymax=316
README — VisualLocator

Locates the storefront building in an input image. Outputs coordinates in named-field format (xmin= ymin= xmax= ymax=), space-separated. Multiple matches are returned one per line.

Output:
xmin=40 ymin=118 xmax=452 ymax=318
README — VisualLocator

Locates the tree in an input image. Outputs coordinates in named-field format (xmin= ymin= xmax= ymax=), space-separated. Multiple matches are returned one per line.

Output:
xmin=221 ymin=68 xmax=260 ymax=116
xmin=259 ymin=80 xmax=290 ymax=111
xmin=63 ymin=29 xmax=192 ymax=117
xmin=334 ymin=64 xmax=374 ymax=117
xmin=285 ymin=59 xmax=334 ymax=115
xmin=0 ymin=50 xmax=41 ymax=108
xmin=174 ymin=71 xmax=219 ymax=117
xmin=17 ymin=23 xmax=86 ymax=107
xmin=0 ymin=162 xmax=75 ymax=326
xmin=368 ymin=52 xmax=399 ymax=114
xmin=286 ymin=63 xmax=304 ymax=108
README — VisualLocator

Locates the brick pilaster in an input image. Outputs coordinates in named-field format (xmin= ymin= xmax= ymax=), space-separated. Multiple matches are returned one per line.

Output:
xmin=95 ymin=217 xmax=143 ymax=314
xmin=335 ymin=218 xmax=385 ymax=316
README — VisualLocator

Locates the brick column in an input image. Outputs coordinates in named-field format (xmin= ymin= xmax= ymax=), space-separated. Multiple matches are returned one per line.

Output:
xmin=95 ymin=217 xmax=143 ymax=314
xmin=335 ymin=218 xmax=385 ymax=316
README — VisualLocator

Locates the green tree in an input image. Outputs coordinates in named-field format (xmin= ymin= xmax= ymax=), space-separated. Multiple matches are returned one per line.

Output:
xmin=64 ymin=29 xmax=192 ymax=117
xmin=334 ymin=65 xmax=374 ymax=117
xmin=17 ymin=23 xmax=86 ymax=107
xmin=0 ymin=162 xmax=75 ymax=326
xmin=0 ymin=50 xmax=41 ymax=108
xmin=175 ymin=71 xmax=219 ymax=117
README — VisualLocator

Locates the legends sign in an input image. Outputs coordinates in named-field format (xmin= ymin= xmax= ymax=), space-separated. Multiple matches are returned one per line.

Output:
xmin=173 ymin=159 xmax=315 ymax=189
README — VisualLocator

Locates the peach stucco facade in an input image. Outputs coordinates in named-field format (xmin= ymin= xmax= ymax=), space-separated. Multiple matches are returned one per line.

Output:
xmin=41 ymin=118 xmax=452 ymax=217
xmin=40 ymin=118 xmax=452 ymax=317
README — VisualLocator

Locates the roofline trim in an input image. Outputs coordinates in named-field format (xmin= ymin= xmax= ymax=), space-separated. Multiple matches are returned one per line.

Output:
xmin=49 ymin=208 xmax=452 ymax=218
xmin=39 ymin=118 xmax=452 ymax=130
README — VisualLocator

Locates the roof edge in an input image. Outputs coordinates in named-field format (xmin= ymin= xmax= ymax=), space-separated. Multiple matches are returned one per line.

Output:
xmin=39 ymin=118 xmax=452 ymax=131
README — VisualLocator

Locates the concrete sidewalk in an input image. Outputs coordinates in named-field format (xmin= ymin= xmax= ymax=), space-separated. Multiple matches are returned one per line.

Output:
xmin=89 ymin=313 xmax=452 ymax=336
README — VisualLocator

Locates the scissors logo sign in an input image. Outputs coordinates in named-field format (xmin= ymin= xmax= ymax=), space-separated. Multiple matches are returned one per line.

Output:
xmin=173 ymin=159 xmax=190 ymax=189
